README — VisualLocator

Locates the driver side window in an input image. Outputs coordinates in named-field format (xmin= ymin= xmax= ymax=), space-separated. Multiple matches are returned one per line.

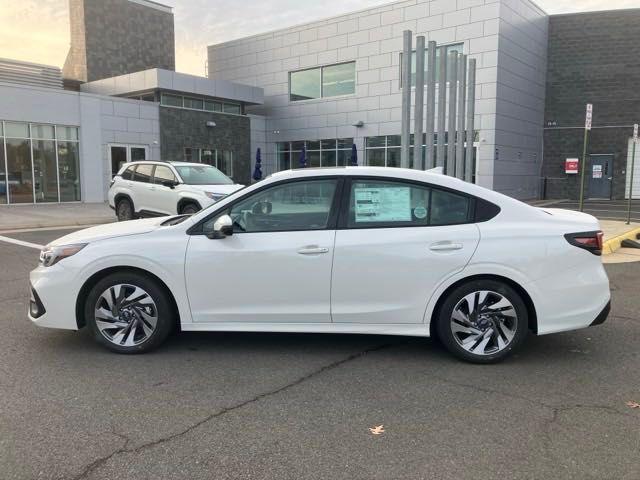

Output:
xmin=223 ymin=179 xmax=339 ymax=233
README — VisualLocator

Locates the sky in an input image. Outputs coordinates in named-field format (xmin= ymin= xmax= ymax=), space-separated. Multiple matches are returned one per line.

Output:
xmin=0 ymin=0 xmax=637 ymax=76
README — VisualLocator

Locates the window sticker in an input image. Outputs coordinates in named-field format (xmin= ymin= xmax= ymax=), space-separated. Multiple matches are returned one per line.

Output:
xmin=413 ymin=206 xmax=427 ymax=219
xmin=354 ymin=186 xmax=412 ymax=222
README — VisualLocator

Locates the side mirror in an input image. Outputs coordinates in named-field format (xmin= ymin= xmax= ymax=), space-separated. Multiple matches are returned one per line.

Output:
xmin=162 ymin=180 xmax=178 ymax=189
xmin=207 ymin=214 xmax=234 ymax=239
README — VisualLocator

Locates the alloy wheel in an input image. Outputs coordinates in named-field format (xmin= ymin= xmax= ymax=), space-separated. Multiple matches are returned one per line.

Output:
xmin=94 ymin=284 xmax=158 ymax=347
xmin=450 ymin=290 xmax=518 ymax=356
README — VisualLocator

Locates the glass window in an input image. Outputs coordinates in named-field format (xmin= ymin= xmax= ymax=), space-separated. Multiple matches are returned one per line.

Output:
xmin=153 ymin=165 xmax=176 ymax=184
xmin=278 ymin=149 xmax=290 ymax=170
xmin=184 ymin=148 xmax=199 ymax=163
xmin=32 ymin=139 xmax=58 ymax=202
xmin=6 ymin=138 xmax=33 ymax=203
xmin=227 ymin=179 xmax=338 ymax=233
xmin=218 ymin=150 xmax=233 ymax=176
xmin=140 ymin=94 xmax=156 ymax=102
xmin=223 ymin=103 xmax=241 ymax=114
xmin=161 ymin=94 xmax=183 ymax=107
xmin=321 ymin=151 xmax=336 ymax=167
xmin=133 ymin=164 xmax=153 ymax=183
xmin=366 ymin=149 xmax=385 ymax=167
xmin=348 ymin=180 xmax=431 ymax=228
xmin=58 ymin=142 xmax=81 ymax=201
xmin=366 ymin=136 xmax=386 ymax=148
xmin=0 ymin=121 xmax=3 ymax=137
xmin=184 ymin=97 xmax=204 ymax=110
xmin=322 ymin=62 xmax=356 ymax=97
xmin=121 ymin=165 xmax=136 ymax=181
xmin=5 ymin=122 xmax=29 ymax=138
xmin=387 ymin=148 xmax=401 ymax=168
xmin=402 ymin=43 xmax=465 ymax=87
xmin=430 ymin=188 xmax=471 ymax=226
xmin=131 ymin=147 xmax=147 ymax=162
xmin=175 ymin=164 xmax=233 ymax=185
xmin=290 ymin=68 xmax=321 ymax=101
xmin=32 ymin=124 xmax=55 ymax=140
xmin=308 ymin=151 xmax=320 ymax=168
xmin=57 ymin=126 xmax=79 ymax=141
xmin=110 ymin=146 xmax=127 ymax=175
xmin=201 ymin=149 xmax=215 ymax=166
xmin=321 ymin=139 xmax=336 ymax=150
xmin=337 ymin=150 xmax=350 ymax=167
xmin=291 ymin=141 xmax=305 ymax=151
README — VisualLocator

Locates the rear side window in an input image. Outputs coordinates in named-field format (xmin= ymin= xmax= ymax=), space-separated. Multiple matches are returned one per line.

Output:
xmin=346 ymin=179 xmax=472 ymax=228
xmin=121 ymin=165 xmax=136 ymax=180
xmin=133 ymin=164 xmax=153 ymax=183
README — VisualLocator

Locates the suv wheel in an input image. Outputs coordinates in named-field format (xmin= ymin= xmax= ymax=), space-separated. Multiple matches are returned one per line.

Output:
xmin=180 ymin=203 xmax=200 ymax=215
xmin=84 ymin=272 xmax=175 ymax=354
xmin=116 ymin=198 xmax=134 ymax=221
xmin=435 ymin=279 xmax=528 ymax=364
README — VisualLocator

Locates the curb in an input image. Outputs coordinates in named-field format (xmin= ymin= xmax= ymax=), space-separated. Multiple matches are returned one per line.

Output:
xmin=0 ymin=217 xmax=115 ymax=234
xmin=602 ymin=227 xmax=640 ymax=255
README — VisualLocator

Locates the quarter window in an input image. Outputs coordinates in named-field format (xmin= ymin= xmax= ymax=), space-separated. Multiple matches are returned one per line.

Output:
xmin=224 ymin=179 xmax=338 ymax=233
xmin=347 ymin=179 xmax=471 ymax=228
xmin=121 ymin=165 xmax=136 ymax=180
xmin=133 ymin=164 xmax=153 ymax=183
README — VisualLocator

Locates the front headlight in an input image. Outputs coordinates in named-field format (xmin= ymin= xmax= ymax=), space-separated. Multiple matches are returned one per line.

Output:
xmin=204 ymin=192 xmax=227 ymax=202
xmin=39 ymin=243 xmax=87 ymax=267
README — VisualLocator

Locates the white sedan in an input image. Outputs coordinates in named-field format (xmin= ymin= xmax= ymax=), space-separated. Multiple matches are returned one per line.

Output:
xmin=29 ymin=167 xmax=610 ymax=363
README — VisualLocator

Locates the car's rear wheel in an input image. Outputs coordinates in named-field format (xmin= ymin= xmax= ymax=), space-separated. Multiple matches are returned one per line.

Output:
xmin=180 ymin=202 xmax=200 ymax=215
xmin=116 ymin=198 xmax=134 ymax=221
xmin=84 ymin=272 xmax=174 ymax=354
xmin=435 ymin=279 xmax=528 ymax=363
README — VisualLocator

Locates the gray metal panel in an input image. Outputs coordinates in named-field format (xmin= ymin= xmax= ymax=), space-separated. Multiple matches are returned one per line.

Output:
xmin=401 ymin=30 xmax=412 ymax=169
xmin=436 ymin=47 xmax=447 ymax=169
xmin=0 ymin=58 xmax=62 ymax=90
xmin=414 ymin=36 xmax=425 ymax=170
xmin=425 ymin=41 xmax=437 ymax=170
xmin=465 ymin=58 xmax=476 ymax=183
xmin=446 ymin=51 xmax=458 ymax=176
xmin=456 ymin=55 xmax=467 ymax=179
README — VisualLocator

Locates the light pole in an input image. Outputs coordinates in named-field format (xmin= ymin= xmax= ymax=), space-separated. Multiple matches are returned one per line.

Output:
xmin=627 ymin=123 xmax=638 ymax=225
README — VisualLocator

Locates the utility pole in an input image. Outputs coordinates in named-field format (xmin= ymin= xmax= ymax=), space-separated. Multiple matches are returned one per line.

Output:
xmin=578 ymin=103 xmax=592 ymax=212
xmin=627 ymin=123 xmax=638 ymax=225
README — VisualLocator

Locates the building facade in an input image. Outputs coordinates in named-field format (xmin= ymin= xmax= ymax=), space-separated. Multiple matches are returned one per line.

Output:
xmin=542 ymin=9 xmax=640 ymax=200
xmin=208 ymin=0 xmax=548 ymax=199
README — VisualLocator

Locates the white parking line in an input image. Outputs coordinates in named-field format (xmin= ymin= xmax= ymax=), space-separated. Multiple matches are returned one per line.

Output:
xmin=0 ymin=235 xmax=43 ymax=250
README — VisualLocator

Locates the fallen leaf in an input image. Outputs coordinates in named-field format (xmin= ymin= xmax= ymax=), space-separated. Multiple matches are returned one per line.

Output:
xmin=626 ymin=401 xmax=640 ymax=409
xmin=369 ymin=425 xmax=385 ymax=435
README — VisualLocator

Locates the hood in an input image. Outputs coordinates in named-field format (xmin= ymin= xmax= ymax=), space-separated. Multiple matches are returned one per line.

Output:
xmin=538 ymin=208 xmax=601 ymax=230
xmin=48 ymin=217 xmax=171 ymax=247
xmin=192 ymin=184 xmax=244 ymax=195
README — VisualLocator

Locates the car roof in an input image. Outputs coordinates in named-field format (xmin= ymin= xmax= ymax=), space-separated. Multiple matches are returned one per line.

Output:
xmin=123 ymin=161 xmax=215 ymax=168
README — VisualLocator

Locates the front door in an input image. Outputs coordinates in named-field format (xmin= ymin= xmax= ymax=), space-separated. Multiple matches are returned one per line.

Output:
xmin=331 ymin=178 xmax=480 ymax=324
xmin=185 ymin=177 xmax=341 ymax=324
xmin=588 ymin=155 xmax=612 ymax=199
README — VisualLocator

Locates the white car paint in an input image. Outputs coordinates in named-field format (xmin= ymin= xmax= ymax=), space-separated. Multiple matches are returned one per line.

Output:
xmin=108 ymin=161 xmax=244 ymax=217
xmin=30 ymin=167 xmax=610 ymax=351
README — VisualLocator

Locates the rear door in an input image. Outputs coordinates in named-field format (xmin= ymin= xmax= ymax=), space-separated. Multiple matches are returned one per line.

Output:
xmin=150 ymin=164 xmax=179 ymax=214
xmin=331 ymin=178 xmax=480 ymax=324
xmin=131 ymin=163 xmax=155 ymax=213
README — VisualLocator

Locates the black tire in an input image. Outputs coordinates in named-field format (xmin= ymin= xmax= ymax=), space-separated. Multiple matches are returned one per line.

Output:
xmin=180 ymin=203 xmax=200 ymax=215
xmin=435 ymin=279 xmax=528 ymax=364
xmin=84 ymin=272 xmax=175 ymax=354
xmin=116 ymin=198 xmax=134 ymax=221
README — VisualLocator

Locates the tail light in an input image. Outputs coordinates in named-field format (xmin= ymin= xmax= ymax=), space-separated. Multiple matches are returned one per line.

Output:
xmin=564 ymin=231 xmax=603 ymax=256
xmin=109 ymin=178 xmax=116 ymax=189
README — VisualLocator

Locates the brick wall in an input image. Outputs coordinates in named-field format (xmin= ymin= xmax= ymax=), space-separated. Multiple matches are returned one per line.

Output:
xmin=543 ymin=9 xmax=640 ymax=199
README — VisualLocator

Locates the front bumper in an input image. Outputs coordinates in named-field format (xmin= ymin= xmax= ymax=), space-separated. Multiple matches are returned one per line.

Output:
xmin=28 ymin=265 xmax=80 ymax=330
xmin=590 ymin=300 xmax=611 ymax=327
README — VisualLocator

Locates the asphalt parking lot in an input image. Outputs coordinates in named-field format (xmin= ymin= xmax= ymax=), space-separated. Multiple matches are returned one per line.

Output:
xmin=0 ymin=227 xmax=638 ymax=480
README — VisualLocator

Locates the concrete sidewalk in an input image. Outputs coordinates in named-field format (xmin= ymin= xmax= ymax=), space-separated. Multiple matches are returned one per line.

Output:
xmin=0 ymin=203 xmax=114 ymax=232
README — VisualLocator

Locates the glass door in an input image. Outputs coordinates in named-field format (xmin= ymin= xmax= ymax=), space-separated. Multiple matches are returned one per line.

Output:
xmin=109 ymin=144 xmax=149 ymax=176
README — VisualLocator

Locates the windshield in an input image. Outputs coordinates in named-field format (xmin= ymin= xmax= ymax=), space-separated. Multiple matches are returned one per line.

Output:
xmin=175 ymin=165 xmax=234 ymax=185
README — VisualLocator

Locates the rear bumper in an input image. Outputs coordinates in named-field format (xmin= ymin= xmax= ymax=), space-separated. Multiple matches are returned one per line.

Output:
xmin=590 ymin=300 xmax=610 ymax=327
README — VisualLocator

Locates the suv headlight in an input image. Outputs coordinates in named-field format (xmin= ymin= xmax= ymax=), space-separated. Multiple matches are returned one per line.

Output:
xmin=204 ymin=192 xmax=227 ymax=202
xmin=39 ymin=243 xmax=87 ymax=267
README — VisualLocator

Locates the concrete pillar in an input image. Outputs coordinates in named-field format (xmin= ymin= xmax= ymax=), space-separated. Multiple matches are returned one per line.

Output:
xmin=456 ymin=54 xmax=467 ymax=179
xmin=465 ymin=58 xmax=477 ymax=183
xmin=414 ymin=36 xmax=425 ymax=170
xmin=425 ymin=41 xmax=437 ymax=170
xmin=401 ymin=30 xmax=412 ymax=169
xmin=446 ymin=50 xmax=458 ymax=176
xmin=436 ymin=47 xmax=447 ymax=168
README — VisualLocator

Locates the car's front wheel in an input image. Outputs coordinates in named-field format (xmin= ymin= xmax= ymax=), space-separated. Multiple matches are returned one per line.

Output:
xmin=84 ymin=272 xmax=175 ymax=354
xmin=180 ymin=202 xmax=200 ymax=215
xmin=435 ymin=279 xmax=528 ymax=363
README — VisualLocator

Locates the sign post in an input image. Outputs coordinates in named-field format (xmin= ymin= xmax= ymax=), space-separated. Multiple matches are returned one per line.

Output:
xmin=578 ymin=104 xmax=592 ymax=212
xmin=627 ymin=123 xmax=638 ymax=225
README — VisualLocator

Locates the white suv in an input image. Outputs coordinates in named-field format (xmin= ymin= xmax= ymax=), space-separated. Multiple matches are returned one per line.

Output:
xmin=108 ymin=161 xmax=244 ymax=221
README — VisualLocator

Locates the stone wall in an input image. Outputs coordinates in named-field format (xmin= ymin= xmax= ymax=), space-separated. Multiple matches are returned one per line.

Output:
xmin=159 ymin=107 xmax=251 ymax=184
xmin=63 ymin=0 xmax=175 ymax=83
xmin=543 ymin=9 xmax=640 ymax=199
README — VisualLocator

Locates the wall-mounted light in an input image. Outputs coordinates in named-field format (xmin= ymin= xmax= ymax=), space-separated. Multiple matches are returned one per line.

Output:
xmin=206 ymin=121 xmax=216 ymax=128
xmin=352 ymin=121 xmax=364 ymax=128
xmin=273 ymin=130 xmax=280 ymax=134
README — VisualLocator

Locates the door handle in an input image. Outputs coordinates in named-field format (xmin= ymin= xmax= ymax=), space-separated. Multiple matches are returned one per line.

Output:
xmin=297 ymin=246 xmax=329 ymax=255
xmin=429 ymin=242 xmax=464 ymax=252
